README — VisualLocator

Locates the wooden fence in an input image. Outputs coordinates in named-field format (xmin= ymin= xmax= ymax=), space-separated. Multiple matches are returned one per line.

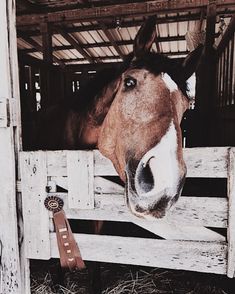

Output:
xmin=19 ymin=147 xmax=235 ymax=278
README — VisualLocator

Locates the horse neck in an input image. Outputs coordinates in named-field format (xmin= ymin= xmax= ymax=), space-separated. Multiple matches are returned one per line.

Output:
xmin=65 ymin=109 xmax=101 ymax=149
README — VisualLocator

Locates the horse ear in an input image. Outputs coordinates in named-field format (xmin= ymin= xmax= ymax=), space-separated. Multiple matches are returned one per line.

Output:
xmin=133 ymin=15 xmax=156 ymax=57
xmin=181 ymin=44 xmax=203 ymax=80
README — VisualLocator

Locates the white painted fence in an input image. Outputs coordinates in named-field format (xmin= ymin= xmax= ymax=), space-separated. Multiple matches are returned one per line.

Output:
xmin=19 ymin=147 xmax=235 ymax=278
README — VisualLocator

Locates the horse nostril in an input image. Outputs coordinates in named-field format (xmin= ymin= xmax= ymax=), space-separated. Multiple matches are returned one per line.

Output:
xmin=136 ymin=158 xmax=155 ymax=194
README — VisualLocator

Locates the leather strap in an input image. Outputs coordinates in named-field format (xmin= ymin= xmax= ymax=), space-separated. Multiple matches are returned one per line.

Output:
xmin=53 ymin=210 xmax=85 ymax=270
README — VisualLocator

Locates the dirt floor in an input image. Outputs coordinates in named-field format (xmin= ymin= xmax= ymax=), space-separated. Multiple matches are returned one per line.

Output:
xmin=30 ymin=259 xmax=234 ymax=294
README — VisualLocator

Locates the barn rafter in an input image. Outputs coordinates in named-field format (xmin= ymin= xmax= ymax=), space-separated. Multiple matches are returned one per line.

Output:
xmin=56 ymin=27 xmax=95 ymax=63
xmin=16 ymin=0 xmax=235 ymax=26
xmin=16 ymin=0 xmax=235 ymax=66
xmin=20 ymin=34 xmax=65 ymax=67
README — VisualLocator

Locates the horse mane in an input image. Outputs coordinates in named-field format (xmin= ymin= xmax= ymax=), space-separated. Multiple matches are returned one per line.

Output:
xmin=68 ymin=54 xmax=133 ymax=115
xmin=66 ymin=52 xmax=188 ymax=118
xmin=130 ymin=52 xmax=189 ymax=98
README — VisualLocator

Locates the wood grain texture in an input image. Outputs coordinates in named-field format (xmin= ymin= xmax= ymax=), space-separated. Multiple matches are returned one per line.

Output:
xmin=67 ymin=151 xmax=94 ymax=209
xmin=17 ymin=0 xmax=234 ymax=26
xmin=0 ymin=98 xmax=9 ymax=127
xmin=50 ymin=233 xmax=227 ymax=275
xmin=20 ymin=147 xmax=231 ymax=271
xmin=47 ymin=148 xmax=229 ymax=178
xmin=47 ymin=184 xmax=228 ymax=228
xmin=0 ymin=1 xmax=23 ymax=292
xmin=47 ymin=191 xmax=226 ymax=242
xmin=227 ymin=148 xmax=235 ymax=277
xmin=20 ymin=152 xmax=50 ymax=259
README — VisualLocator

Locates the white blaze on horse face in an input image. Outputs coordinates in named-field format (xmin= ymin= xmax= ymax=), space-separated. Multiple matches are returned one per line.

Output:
xmin=162 ymin=73 xmax=178 ymax=93
xmin=135 ymin=121 xmax=180 ymax=203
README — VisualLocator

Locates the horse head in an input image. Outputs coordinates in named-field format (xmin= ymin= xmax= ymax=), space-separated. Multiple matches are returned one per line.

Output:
xmin=98 ymin=16 xmax=203 ymax=219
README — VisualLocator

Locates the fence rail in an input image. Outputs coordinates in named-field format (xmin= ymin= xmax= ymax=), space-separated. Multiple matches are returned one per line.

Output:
xmin=19 ymin=147 xmax=235 ymax=277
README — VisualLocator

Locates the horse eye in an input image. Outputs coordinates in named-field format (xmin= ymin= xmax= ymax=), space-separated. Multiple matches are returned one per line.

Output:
xmin=124 ymin=77 xmax=137 ymax=90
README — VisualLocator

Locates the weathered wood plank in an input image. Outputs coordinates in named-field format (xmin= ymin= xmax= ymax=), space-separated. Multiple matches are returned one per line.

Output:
xmin=20 ymin=152 xmax=50 ymax=259
xmin=50 ymin=233 xmax=227 ymax=275
xmin=0 ymin=1 xmax=23 ymax=292
xmin=227 ymin=148 xmax=235 ymax=278
xmin=47 ymin=150 xmax=67 ymax=176
xmin=48 ymin=194 xmax=225 ymax=241
xmin=0 ymin=98 xmax=9 ymax=127
xmin=95 ymin=148 xmax=229 ymax=177
xmin=51 ymin=193 xmax=227 ymax=229
xmin=49 ymin=175 xmax=124 ymax=195
xmin=17 ymin=0 xmax=235 ymax=26
xmin=67 ymin=151 xmax=94 ymax=209
xmin=217 ymin=15 xmax=235 ymax=55
xmin=0 ymin=127 xmax=22 ymax=293
xmin=47 ymin=147 xmax=229 ymax=178
xmin=132 ymin=219 xmax=226 ymax=242
xmin=94 ymin=177 xmax=124 ymax=195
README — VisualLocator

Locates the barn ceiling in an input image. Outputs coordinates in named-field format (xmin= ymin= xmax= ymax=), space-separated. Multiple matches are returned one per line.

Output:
xmin=16 ymin=0 xmax=235 ymax=66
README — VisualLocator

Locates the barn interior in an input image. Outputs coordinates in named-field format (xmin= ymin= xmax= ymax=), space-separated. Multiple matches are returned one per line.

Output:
xmin=12 ymin=2 xmax=235 ymax=292
xmin=16 ymin=0 xmax=235 ymax=150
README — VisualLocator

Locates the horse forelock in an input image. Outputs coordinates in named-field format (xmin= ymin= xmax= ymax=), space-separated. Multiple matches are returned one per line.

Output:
xmin=129 ymin=52 xmax=189 ymax=99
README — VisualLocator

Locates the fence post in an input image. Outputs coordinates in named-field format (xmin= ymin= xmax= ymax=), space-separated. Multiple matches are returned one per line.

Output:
xmin=227 ymin=147 xmax=235 ymax=277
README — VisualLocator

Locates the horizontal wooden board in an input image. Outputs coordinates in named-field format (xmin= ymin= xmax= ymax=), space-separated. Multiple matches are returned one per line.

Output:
xmin=49 ymin=193 xmax=228 ymax=228
xmin=50 ymin=233 xmax=227 ymax=275
xmin=46 ymin=147 xmax=229 ymax=178
xmin=17 ymin=0 xmax=235 ymax=27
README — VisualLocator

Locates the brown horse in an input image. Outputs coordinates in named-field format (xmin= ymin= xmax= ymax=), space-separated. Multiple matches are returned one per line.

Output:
xmin=33 ymin=16 xmax=203 ymax=293
xmin=36 ymin=16 xmax=202 ymax=219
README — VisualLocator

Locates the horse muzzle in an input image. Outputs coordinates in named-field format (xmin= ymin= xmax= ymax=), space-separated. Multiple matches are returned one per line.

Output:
xmin=125 ymin=154 xmax=186 ymax=219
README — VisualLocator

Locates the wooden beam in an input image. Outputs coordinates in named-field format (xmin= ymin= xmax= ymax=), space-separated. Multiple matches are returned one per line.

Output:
xmin=17 ymin=0 xmax=235 ymax=27
xmin=99 ymin=22 xmax=125 ymax=59
xmin=58 ymin=51 xmax=189 ymax=63
xmin=21 ymin=35 xmax=65 ymax=67
xmin=20 ymin=35 xmax=194 ymax=54
xmin=40 ymin=23 xmax=64 ymax=107
xmin=155 ymin=20 xmax=161 ymax=52
xmin=57 ymin=27 xmax=94 ymax=63
xmin=41 ymin=23 xmax=53 ymax=64
xmin=65 ymin=62 xmax=122 ymax=72
xmin=217 ymin=15 xmax=235 ymax=55
xmin=18 ymin=50 xmax=54 ymax=69
xmin=197 ymin=9 xmax=206 ymax=31
xmin=23 ymin=33 xmax=220 ymax=55
xmin=204 ymin=1 xmax=217 ymax=56
xmin=195 ymin=0 xmax=217 ymax=146
xmin=155 ymin=40 xmax=161 ymax=52
xmin=17 ymin=12 xmax=206 ymax=35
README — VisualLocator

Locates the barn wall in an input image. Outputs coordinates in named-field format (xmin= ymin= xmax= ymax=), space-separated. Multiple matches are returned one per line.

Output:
xmin=18 ymin=54 xmax=66 ymax=150
xmin=184 ymin=17 xmax=235 ymax=148
xmin=212 ymin=19 xmax=235 ymax=146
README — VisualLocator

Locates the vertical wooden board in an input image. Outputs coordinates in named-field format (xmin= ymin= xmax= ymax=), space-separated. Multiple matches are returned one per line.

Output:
xmin=0 ymin=98 xmax=9 ymax=127
xmin=20 ymin=151 xmax=50 ymax=259
xmin=0 ymin=131 xmax=21 ymax=293
xmin=227 ymin=148 xmax=235 ymax=278
xmin=0 ymin=0 xmax=23 ymax=293
xmin=67 ymin=151 xmax=94 ymax=209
